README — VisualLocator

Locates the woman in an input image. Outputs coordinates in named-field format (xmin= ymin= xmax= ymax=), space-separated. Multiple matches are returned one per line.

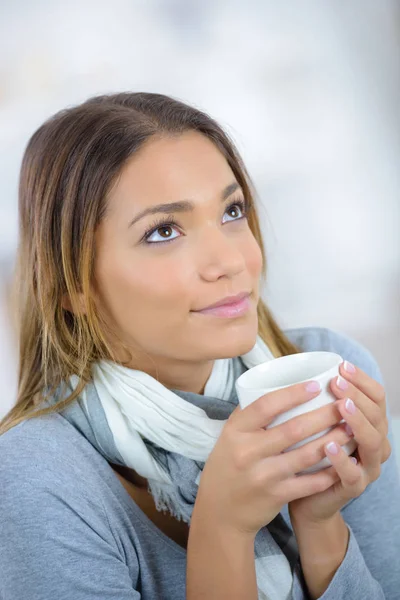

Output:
xmin=0 ymin=92 xmax=398 ymax=600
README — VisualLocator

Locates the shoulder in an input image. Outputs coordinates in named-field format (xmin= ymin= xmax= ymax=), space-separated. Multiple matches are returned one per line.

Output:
xmin=0 ymin=411 xmax=73 ymax=470
xmin=0 ymin=415 xmax=141 ymax=599
xmin=283 ymin=325 xmax=384 ymax=384
xmin=0 ymin=411 xmax=123 ymax=554
xmin=0 ymin=412 xmax=108 ymax=518
xmin=0 ymin=411 xmax=95 ymax=476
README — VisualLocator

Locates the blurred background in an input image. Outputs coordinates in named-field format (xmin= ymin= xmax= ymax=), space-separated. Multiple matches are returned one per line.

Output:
xmin=0 ymin=1 xmax=399 ymax=459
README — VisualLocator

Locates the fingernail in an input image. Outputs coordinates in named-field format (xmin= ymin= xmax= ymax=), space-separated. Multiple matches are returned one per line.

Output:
xmin=344 ymin=361 xmax=356 ymax=373
xmin=351 ymin=456 xmax=358 ymax=465
xmin=336 ymin=375 xmax=349 ymax=390
xmin=345 ymin=423 xmax=353 ymax=437
xmin=305 ymin=381 xmax=321 ymax=393
xmin=326 ymin=442 xmax=339 ymax=455
xmin=345 ymin=398 xmax=356 ymax=415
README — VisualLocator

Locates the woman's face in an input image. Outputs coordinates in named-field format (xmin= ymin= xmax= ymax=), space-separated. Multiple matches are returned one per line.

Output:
xmin=94 ymin=131 xmax=263 ymax=368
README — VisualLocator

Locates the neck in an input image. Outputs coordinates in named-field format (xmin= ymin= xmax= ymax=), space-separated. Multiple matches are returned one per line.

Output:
xmin=124 ymin=353 xmax=215 ymax=395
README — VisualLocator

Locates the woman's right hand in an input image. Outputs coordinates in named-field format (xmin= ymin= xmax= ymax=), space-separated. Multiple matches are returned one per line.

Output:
xmin=194 ymin=380 xmax=352 ymax=539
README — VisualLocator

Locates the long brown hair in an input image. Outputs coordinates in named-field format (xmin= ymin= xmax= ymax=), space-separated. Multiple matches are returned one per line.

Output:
xmin=0 ymin=92 xmax=300 ymax=436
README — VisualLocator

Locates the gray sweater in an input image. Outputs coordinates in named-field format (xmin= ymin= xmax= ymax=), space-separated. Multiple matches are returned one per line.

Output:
xmin=0 ymin=326 xmax=399 ymax=599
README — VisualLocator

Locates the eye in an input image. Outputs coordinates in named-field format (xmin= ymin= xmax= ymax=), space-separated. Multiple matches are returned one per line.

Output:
xmin=142 ymin=198 xmax=249 ymax=246
xmin=222 ymin=200 xmax=247 ymax=224
xmin=145 ymin=223 xmax=181 ymax=244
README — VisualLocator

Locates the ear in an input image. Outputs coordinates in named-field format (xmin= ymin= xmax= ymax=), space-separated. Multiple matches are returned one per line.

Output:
xmin=61 ymin=293 xmax=87 ymax=315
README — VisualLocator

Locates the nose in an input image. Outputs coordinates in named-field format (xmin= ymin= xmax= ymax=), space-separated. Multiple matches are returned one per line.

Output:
xmin=197 ymin=227 xmax=246 ymax=282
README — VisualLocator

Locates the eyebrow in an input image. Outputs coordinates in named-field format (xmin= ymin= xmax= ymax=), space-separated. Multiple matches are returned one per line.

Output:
xmin=128 ymin=181 xmax=241 ymax=229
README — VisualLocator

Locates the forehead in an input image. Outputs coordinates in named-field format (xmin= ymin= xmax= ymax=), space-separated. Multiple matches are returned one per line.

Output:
xmin=109 ymin=131 xmax=236 ymax=211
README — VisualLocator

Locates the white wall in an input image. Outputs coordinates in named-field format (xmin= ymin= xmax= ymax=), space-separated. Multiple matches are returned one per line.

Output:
xmin=0 ymin=0 xmax=399 ymax=419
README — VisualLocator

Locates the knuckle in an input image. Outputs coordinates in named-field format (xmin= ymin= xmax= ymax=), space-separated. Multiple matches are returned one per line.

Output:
xmin=232 ymin=447 xmax=252 ymax=471
xmin=368 ymin=434 xmax=382 ymax=453
xmin=370 ymin=406 xmax=382 ymax=428
xmin=277 ymin=456 xmax=294 ymax=479
xmin=251 ymin=466 xmax=268 ymax=491
xmin=284 ymin=418 xmax=304 ymax=444
xmin=383 ymin=441 xmax=392 ymax=462
xmin=300 ymin=443 xmax=320 ymax=468
xmin=347 ymin=472 xmax=364 ymax=487
xmin=255 ymin=397 xmax=272 ymax=422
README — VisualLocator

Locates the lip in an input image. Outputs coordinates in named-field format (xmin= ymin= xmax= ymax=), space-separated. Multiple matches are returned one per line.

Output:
xmin=194 ymin=292 xmax=252 ymax=319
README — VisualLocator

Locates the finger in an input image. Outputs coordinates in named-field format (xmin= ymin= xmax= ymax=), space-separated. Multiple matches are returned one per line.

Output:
xmin=324 ymin=440 xmax=365 ymax=494
xmin=269 ymin=422 xmax=354 ymax=479
xmin=250 ymin=399 xmax=345 ymax=464
xmin=330 ymin=376 xmax=385 ymax=433
xmin=276 ymin=465 xmax=340 ymax=502
xmin=235 ymin=380 xmax=322 ymax=432
xmin=382 ymin=438 xmax=392 ymax=463
xmin=336 ymin=399 xmax=383 ymax=478
xmin=338 ymin=360 xmax=386 ymax=410
xmin=233 ymin=411 xmax=352 ymax=476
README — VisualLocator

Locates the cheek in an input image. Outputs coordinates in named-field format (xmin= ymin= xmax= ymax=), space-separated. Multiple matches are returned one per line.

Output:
xmin=97 ymin=252 xmax=189 ymax=317
xmin=245 ymin=236 xmax=263 ymax=278
xmin=135 ymin=263 xmax=185 ymax=307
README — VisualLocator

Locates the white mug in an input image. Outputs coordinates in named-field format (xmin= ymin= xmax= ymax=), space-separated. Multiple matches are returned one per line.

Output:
xmin=235 ymin=351 xmax=357 ymax=474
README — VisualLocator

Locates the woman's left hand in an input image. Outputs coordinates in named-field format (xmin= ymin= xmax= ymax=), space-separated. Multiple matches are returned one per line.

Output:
xmin=288 ymin=360 xmax=392 ymax=525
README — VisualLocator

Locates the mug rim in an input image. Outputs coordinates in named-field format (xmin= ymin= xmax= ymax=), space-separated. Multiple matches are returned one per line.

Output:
xmin=236 ymin=351 xmax=343 ymax=390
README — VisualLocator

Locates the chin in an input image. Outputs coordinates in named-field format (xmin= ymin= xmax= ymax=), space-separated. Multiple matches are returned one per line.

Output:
xmin=206 ymin=317 xmax=259 ymax=360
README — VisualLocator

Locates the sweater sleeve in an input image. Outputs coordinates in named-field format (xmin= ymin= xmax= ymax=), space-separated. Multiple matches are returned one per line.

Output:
xmin=292 ymin=523 xmax=385 ymax=599
xmin=0 ymin=474 xmax=141 ymax=599
xmin=290 ymin=327 xmax=400 ymax=600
